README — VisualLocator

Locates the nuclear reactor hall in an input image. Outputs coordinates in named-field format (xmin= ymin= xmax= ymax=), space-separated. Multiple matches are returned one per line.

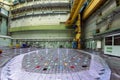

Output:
xmin=0 ymin=0 xmax=120 ymax=80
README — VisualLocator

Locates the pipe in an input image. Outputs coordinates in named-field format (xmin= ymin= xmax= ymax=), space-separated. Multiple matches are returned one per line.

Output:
xmin=83 ymin=0 xmax=106 ymax=20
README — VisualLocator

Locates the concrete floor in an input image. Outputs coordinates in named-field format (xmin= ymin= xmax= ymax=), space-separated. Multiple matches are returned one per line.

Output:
xmin=86 ymin=50 xmax=120 ymax=80
xmin=102 ymin=55 xmax=120 ymax=80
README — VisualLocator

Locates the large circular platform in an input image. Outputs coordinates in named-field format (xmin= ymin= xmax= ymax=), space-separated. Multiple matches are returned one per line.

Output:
xmin=1 ymin=49 xmax=111 ymax=80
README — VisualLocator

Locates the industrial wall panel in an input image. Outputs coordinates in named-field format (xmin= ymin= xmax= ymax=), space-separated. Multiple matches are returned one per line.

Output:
xmin=0 ymin=17 xmax=7 ymax=35
xmin=11 ymin=30 xmax=74 ymax=40
xmin=10 ymin=14 xmax=69 ymax=28
xmin=0 ymin=37 xmax=11 ymax=46
xmin=111 ymin=13 xmax=120 ymax=29
xmin=102 ymin=0 xmax=116 ymax=16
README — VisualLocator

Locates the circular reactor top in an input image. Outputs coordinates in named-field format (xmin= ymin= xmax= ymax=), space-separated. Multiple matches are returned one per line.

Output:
xmin=1 ymin=49 xmax=111 ymax=80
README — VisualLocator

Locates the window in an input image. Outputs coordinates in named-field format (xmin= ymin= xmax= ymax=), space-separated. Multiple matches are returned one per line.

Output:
xmin=114 ymin=35 xmax=120 ymax=45
xmin=105 ymin=37 xmax=112 ymax=45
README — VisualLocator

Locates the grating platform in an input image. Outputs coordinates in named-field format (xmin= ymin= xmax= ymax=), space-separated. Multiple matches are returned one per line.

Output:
xmin=22 ymin=49 xmax=91 ymax=74
xmin=1 ymin=49 xmax=111 ymax=80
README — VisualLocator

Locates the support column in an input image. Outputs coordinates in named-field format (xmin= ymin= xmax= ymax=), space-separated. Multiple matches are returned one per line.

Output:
xmin=75 ymin=14 xmax=81 ymax=49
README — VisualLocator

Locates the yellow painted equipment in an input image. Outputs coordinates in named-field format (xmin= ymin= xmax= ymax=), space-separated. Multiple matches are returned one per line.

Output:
xmin=65 ymin=0 xmax=85 ymax=26
xmin=75 ymin=14 xmax=81 ymax=49
xmin=83 ymin=0 xmax=106 ymax=20
xmin=16 ymin=44 xmax=20 ymax=48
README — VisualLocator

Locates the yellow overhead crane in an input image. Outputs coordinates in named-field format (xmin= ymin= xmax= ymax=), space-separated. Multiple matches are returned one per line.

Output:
xmin=65 ymin=0 xmax=85 ymax=26
xmin=66 ymin=0 xmax=106 ymax=49
xmin=83 ymin=0 xmax=106 ymax=20
xmin=65 ymin=0 xmax=85 ymax=49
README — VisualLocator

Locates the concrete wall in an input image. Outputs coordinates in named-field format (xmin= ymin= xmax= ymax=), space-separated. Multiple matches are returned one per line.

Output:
xmin=97 ymin=0 xmax=117 ymax=33
xmin=10 ymin=0 xmax=70 ymax=28
xmin=84 ymin=0 xmax=120 ymax=51
xmin=84 ymin=13 xmax=97 ymax=39
xmin=0 ymin=37 xmax=11 ymax=46
xmin=0 ymin=6 xmax=11 ymax=46
xmin=11 ymin=30 xmax=74 ymax=40
xmin=9 ymin=0 xmax=73 ymax=48
xmin=0 ymin=17 xmax=8 ymax=35
xmin=0 ymin=16 xmax=11 ymax=46
xmin=11 ymin=30 xmax=74 ymax=48
xmin=10 ymin=14 xmax=69 ymax=28
xmin=11 ymin=30 xmax=73 ymax=48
